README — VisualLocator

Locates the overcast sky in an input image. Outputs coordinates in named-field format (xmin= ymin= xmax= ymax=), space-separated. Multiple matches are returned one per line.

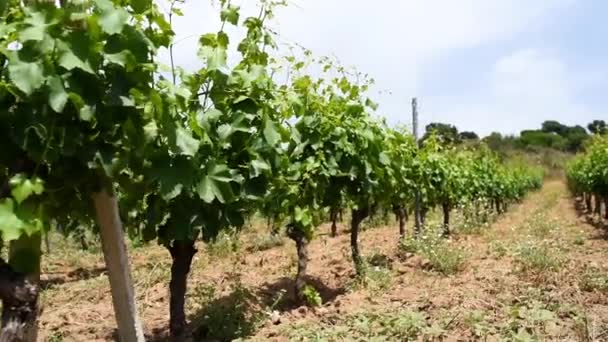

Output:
xmin=157 ymin=0 xmax=608 ymax=137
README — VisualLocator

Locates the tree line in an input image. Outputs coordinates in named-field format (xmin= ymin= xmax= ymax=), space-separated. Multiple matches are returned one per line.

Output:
xmin=423 ymin=120 xmax=607 ymax=153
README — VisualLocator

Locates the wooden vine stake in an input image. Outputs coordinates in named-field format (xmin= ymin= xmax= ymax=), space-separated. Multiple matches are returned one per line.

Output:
xmin=92 ymin=190 xmax=145 ymax=342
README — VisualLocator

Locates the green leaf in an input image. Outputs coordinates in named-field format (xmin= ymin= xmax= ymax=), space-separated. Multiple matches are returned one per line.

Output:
xmin=96 ymin=0 xmax=129 ymax=34
xmin=19 ymin=10 xmax=48 ymax=42
xmin=199 ymin=46 xmax=227 ymax=71
xmin=175 ymin=126 xmax=199 ymax=157
xmin=217 ymin=124 xmax=233 ymax=141
xmin=264 ymin=120 xmax=281 ymax=146
xmin=251 ymin=159 xmax=270 ymax=177
xmin=220 ymin=5 xmax=240 ymax=25
xmin=58 ymin=49 xmax=95 ymax=74
xmin=196 ymin=164 xmax=235 ymax=203
xmin=80 ymin=105 xmax=94 ymax=121
xmin=379 ymin=152 xmax=391 ymax=166
xmin=48 ymin=76 xmax=68 ymax=112
xmin=8 ymin=60 xmax=45 ymax=95
xmin=171 ymin=7 xmax=184 ymax=16
xmin=130 ymin=0 xmax=151 ymax=14
xmin=9 ymin=175 xmax=44 ymax=204
xmin=105 ymin=50 xmax=136 ymax=69
xmin=0 ymin=199 xmax=25 ymax=241
xmin=143 ymin=122 xmax=158 ymax=142
xmin=148 ymin=157 xmax=195 ymax=201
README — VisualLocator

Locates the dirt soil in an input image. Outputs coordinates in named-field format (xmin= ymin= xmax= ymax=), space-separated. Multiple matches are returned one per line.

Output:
xmin=38 ymin=180 xmax=608 ymax=341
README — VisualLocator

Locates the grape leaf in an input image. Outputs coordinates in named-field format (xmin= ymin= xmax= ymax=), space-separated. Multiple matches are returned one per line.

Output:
xmin=196 ymin=164 xmax=235 ymax=203
xmin=9 ymin=175 xmax=44 ymax=204
xmin=96 ymin=0 xmax=129 ymax=34
xmin=175 ymin=127 xmax=200 ymax=157
xmin=220 ymin=5 xmax=240 ymax=25
xmin=48 ymin=76 xmax=68 ymax=112
xmin=8 ymin=60 xmax=45 ymax=95
xmin=0 ymin=199 xmax=25 ymax=241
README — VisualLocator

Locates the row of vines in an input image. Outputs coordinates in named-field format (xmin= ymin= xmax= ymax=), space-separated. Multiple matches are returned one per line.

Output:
xmin=566 ymin=134 xmax=608 ymax=218
xmin=0 ymin=1 xmax=543 ymax=341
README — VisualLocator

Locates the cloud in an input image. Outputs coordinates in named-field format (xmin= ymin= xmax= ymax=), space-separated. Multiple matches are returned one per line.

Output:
xmin=423 ymin=48 xmax=601 ymax=136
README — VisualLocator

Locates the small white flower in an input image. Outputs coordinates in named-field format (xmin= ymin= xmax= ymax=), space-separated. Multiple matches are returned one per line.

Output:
xmin=6 ymin=41 xmax=23 ymax=51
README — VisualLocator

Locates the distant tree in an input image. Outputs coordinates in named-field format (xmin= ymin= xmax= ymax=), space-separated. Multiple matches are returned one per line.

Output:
xmin=519 ymin=130 xmax=567 ymax=150
xmin=423 ymin=122 xmax=460 ymax=144
xmin=541 ymin=120 xmax=568 ymax=136
xmin=588 ymin=120 xmax=607 ymax=135
xmin=459 ymin=131 xmax=479 ymax=141
xmin=564 ymin=126 xmax=588 ymax=152
xmin=483 ymin=132 xmax=504 ymax=150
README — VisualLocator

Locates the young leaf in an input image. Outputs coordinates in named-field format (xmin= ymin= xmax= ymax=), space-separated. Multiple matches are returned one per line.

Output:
xmin=0 ymin=199 xmax=25 ymax=241
xmin=9 ymin=175 xmax=44 ymax=204
xmin=220 ymin=5 xmax=240 ymax=25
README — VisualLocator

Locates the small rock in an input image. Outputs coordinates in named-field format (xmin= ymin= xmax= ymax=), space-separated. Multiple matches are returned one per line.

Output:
xmin=396 ymin=266 xmax=409 ymax=275
xmin=297 ymin=306 xmax=308 ymax=315
xmin=316 ymin=307 xmax=328 ymax=315
xmin=404 ymin=255 xmax=426 ymax=268
xmin=270 ymin=310 xmax=281 ymax=325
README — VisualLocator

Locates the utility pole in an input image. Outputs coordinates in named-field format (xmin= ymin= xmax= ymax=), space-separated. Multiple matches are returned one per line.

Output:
xmin=412 ymin=98 xmax=422 ymax=237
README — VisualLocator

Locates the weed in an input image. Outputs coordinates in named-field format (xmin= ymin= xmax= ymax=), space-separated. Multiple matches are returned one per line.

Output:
xmin=206 ymin=230 xmax=240 ymax=259
xmin=513 ymin=241 xmax=562 ymax=274
xmin=573 ymin=232 xmax=586 ymax=246
xmin=580 ymin=266 xmax=608 ymax=292
xmin=346 ymin=255 xmax=393 ymax=294
xmin=367 ymin=252 xmax=392 ymax=269
xmin=47 ymin=331 xmax=65 ymax=342
xmin=455 ymin=201 xmax=496 ymax=234
xmin=356 ymin=265 xmax=393 ymax=294
xmin=464 ymin=310 xmax=494 ymax=337
xmin=502 ymin=302 xmax=558 ymax=339
xmin=190 ymin=280 xmax=264 ymax=341
xmin=400 ymin=235 xmax=467 ymax=275
xmin=247 ymin=233 xmax=284 ymax=252
xmin=269 ymin=288 xmax=288 ymax=311
xmin=302 ymin=285 xmax=322 ymax=307
xmin=286 ymin=309 xmax=435 ymax=340
xmin=489 ymin=240 xmax=509 ymax=257
xmin=520 ymin=211 xmax=559 ymax=238
xmin=362 ymin=209 xmax=392 ymax=230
